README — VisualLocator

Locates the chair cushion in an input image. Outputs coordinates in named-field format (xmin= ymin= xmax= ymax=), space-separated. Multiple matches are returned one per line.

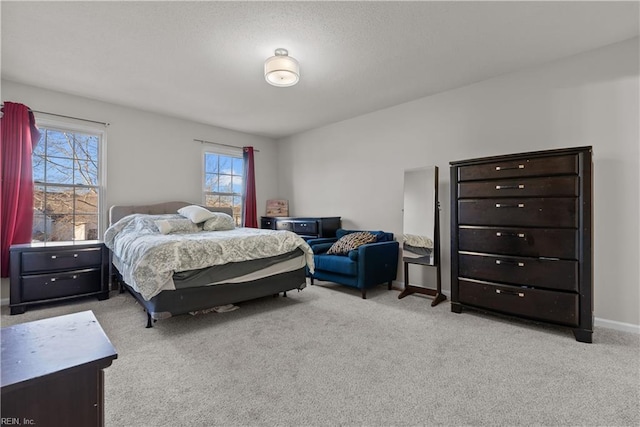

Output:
xmin=314 ymin=254 xmax=358 ymax=276
xmin=327 ymin=231 xmax=377 ymax=255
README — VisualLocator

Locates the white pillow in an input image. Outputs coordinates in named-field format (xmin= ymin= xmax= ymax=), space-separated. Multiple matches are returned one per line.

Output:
xmin=203 ymin=213 xmax=236 ymax=231
xmin=177 ymin=205 xmax=215 ymax=224
xmin=155 ymin=219 xmax=200 ymax=234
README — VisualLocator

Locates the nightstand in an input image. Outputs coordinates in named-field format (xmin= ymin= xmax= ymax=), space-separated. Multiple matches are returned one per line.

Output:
xmin=9 ymin=241 xmax=109 ymax=315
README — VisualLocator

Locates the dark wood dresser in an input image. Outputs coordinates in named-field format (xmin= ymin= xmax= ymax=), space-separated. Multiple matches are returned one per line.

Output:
xmin=261 ymin=216 xmax=341 ymax=240
xmin=450 ymin=146 xmax=593 ymax=342
xmin=1 ymin=310 xmax=117 ymax=427
xmin=10 ymin=241 xmax=109 ymax=315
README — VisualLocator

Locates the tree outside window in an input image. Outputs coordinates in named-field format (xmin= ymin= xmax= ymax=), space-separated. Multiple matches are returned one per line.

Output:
xmin=203 ymin=152 xmax=243 ymax=225
xmin=32 ymin=127 xmax=101 ymax=242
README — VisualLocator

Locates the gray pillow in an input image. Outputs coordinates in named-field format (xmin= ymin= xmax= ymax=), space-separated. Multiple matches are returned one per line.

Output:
xmin=155 ymin=218 xmax=200 ymax=234
xmin=203 ymin=213 xmax=235 ymax=231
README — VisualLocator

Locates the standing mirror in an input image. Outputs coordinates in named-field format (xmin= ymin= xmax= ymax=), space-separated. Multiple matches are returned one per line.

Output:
xmin=398 ymin=166 xmax=446 ymax=306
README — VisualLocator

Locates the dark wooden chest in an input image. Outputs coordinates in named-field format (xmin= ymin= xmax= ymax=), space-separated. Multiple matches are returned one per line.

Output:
xmin=450 ymin=146 xmax=593 ymax=342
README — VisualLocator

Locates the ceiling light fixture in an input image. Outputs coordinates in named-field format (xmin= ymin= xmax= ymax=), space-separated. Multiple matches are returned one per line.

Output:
xmin=264 ymin=48 xmax=299 ymax=87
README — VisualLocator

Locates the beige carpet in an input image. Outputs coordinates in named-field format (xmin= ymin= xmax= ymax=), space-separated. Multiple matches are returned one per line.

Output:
xmin=2 ymin=282 xmax=639 ymax=426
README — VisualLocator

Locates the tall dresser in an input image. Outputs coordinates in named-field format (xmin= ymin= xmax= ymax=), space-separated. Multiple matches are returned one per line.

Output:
xmin=450 ymin=146 xmax=593 ymax=342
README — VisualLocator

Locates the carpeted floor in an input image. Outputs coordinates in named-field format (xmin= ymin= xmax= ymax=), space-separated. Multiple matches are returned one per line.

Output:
xmin=2 ymin=282 xmax=639 ymax=426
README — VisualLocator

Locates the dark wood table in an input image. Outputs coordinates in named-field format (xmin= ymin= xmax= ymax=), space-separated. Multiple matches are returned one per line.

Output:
xmin=1 ymin=310 xmax=117 ymax=427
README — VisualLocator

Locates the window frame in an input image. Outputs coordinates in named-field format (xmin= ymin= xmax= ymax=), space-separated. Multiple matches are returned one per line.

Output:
xmin=201 ymin=147 xmax=244 ymax=226
xmin=32 ymin=117 xmax=107 ymax=242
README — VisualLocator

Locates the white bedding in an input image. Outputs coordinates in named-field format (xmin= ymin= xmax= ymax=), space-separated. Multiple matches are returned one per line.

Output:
xmin=105 ymin=214 xmax=314 ymax=300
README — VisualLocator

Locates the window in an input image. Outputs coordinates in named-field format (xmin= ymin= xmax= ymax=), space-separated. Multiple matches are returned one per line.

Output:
xmin=203 ymin=151 xmax=244 ymax=225
xmin=32 ymin=124 xmax=103 ymax=242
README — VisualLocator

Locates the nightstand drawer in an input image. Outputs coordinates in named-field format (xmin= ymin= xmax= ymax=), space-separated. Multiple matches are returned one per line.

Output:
xmin=21 ymin=247 xmax=103 ymax=273
xmin=458 ymin=176 xmax=578 ymax=198
xmin=458 ymin=278 xmax=579 ymax=326
xmin=21 ymin=268 xmax=102 ymax=302
xmin=458 ymin=154 xmax=578 ymax=181
xmin=458 ymin=198 xmax=578 ymax=228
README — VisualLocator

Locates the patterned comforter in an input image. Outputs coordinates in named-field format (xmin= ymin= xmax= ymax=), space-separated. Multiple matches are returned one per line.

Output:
xmin=104 ymin=214 xmax=314 ymax=300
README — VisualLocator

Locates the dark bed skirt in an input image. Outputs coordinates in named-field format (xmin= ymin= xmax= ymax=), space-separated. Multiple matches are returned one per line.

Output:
xmin=118 ymin=267 xmax=307 ymax=326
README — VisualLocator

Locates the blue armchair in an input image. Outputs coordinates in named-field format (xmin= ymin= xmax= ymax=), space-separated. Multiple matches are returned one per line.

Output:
xmin=307 ymin=229 xmax=399 ymax=299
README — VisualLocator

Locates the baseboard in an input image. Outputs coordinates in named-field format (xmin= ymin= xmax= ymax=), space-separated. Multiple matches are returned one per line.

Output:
xmin=393 ymin=281 xmax=639 ymax=334
xmin=4 ymin=284 xmax=637 ymax=334
xmin=595 ymin=317 xmax=640 ymax=334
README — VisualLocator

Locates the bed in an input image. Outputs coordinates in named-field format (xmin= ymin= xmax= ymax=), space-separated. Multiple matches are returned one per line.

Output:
xmin=106 ymin=201 xmax=313 ymax=327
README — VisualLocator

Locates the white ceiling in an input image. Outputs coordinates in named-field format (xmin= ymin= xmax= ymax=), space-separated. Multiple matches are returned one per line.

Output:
xmin=2 ymin=1 xmax=638 ymax=139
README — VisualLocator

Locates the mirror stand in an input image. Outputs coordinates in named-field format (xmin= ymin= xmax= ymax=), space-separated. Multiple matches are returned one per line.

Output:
xmin=398 ymin=166 xmax=446 ymax=307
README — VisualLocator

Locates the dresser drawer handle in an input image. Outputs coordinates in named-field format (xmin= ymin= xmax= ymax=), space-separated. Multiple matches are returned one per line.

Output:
xmin=48 ymin=274 xmax=79 ymax=283
xmin=495 ymin=164 xmax=525 ymax=171
xmin=495 ymin=232 xmax=526 ymax=238
xmin=495 ymin=184 xmax=525 ymax=190
xmin=495 ymin=259 xmax=525 ymax=267
xmin=496 ymin=289 xmax=525 ymax=297
xmin=495 ymin=203 xmax=524 ymax=208
xmin=50 ymin=253 xmax=79 ymax=259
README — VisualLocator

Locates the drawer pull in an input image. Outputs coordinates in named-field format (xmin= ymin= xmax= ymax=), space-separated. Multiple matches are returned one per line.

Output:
xmin=495 ymin=203 xmax=525 ymax=208
xmin=495 ymin=184 xmax=525 ymax=190
xmin=496 ymin=289 xmax=525 ymax=297
xmin=495 ymin=164 xmax=525 ymax=171
xmin=51 ymin=253 xmax=79 ymax=259
xmin=48 ymin=274 xmax=79 ymax=283
xmin=495 ymin=259 xmax=525 ymax=267
xmin=495 ymin=232 xmax=526 ymax=238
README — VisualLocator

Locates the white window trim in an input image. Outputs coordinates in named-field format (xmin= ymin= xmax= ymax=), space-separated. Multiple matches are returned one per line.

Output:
xmin=201 ymin=146 xmax=244 ymax=226
xmin=34 ymin=116 xmax=108 ymax=239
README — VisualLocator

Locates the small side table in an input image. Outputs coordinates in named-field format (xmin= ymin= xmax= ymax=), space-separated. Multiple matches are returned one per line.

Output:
xmin=10 ymin=240 xmax=109 ymax=314
xmin=398 ymin=256 xmax=447 ymax=306
xmin=1 ymin=310 xmax=117 ymax=427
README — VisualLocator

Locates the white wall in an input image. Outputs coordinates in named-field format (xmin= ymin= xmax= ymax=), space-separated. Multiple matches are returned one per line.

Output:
xmin=277 ymin=37 xmax=640 ymax=328
xmin=1 ymin=80 xmax=281 ymax=300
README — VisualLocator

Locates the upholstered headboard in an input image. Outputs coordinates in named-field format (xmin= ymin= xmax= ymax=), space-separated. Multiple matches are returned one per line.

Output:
xmin=109 ymin=201 xmax=233 ymax=225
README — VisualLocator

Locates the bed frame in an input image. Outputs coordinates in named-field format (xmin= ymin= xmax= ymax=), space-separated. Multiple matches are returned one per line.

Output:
xmin=108 ymin=201 xmax=307 ymax=327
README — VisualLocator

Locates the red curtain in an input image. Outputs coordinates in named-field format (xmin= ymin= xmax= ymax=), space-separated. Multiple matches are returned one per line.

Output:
xmin=242 ymin=146 xmax=258 ymax=228
xmin=1 ymin=102 xmax=40 ymax=277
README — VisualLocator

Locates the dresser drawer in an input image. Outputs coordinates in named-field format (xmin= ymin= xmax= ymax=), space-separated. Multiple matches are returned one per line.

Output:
xmin=21 ymin=247 xmax=103 ymax=274
xmin=458 ymin=176 xmax=578 ymax=198
xmin=459 ymin=252 xmax=578 ymax=292
xmin=458 ymin=278 xmax=579 ymax=326
xmin=21 ymin=269 xmax=102 ymax=302
xmin=260 ymin=217 xmax=276 ymax=229
xmin=458 ymin=154 xmax=578 ymax=181
xmin=275 ymin=221 xmax=293 ymax=231
xmin=458 ymin=227 xmax=578 ymax=259
xmin=292 ymin=221 xmax=318 ymax=234
xmin=458 ymin=198 xmax=578 ymax=228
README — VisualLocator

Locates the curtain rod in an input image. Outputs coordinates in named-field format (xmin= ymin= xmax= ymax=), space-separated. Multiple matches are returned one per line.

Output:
xmin=194 ymin=138 xmax=260 ymax=152
xmin=1 ymin=103 xmax=109 ymax=126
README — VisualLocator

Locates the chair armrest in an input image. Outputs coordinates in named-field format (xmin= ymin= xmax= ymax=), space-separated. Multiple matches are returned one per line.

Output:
xmin=309 ymin=242 xmax=334 ymax=254
xmin=307 ymin=237 xmax=338 ymax=246
xmin=307 ymin=237 xmax=338 ymax=254
xmin=357 ymin=240 xmax=399 ymax=258
xmin=357 ymin=241 xmax=400 ymax=284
